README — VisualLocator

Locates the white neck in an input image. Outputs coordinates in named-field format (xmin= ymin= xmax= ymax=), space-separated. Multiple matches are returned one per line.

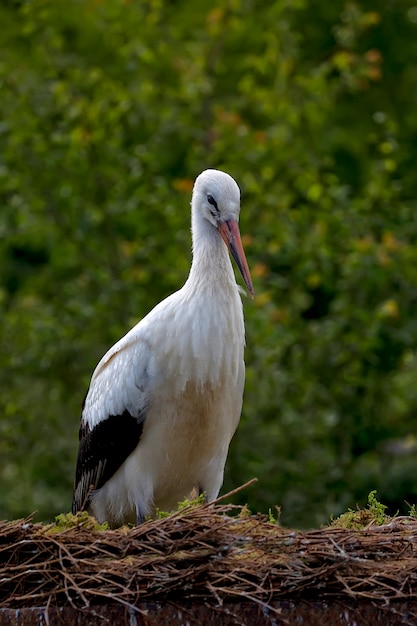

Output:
xmin=158 ymin=206 xmax=245 ymax=392
xmin=186 ymin=207 xmax=237 ymax=296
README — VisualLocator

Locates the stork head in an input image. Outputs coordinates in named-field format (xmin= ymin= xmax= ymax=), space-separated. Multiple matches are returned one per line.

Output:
xmin=192 ymin=169 xmax=254 ymax=298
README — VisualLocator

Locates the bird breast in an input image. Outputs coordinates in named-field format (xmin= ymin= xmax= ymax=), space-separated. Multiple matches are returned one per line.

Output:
xmin=146 ymin=283 xmax=245 ymax=394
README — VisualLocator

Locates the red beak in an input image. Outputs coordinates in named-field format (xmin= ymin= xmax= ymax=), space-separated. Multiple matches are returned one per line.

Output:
xmin=217 ymin=219 xmax=255 ymax=299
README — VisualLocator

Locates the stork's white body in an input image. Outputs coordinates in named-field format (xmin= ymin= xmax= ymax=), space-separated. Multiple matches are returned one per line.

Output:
xmin=72 ymin=169 xmax=253 ymax=526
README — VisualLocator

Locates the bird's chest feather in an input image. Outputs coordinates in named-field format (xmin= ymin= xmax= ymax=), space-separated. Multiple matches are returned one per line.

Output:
xmin=142 ymin=379 xmax=240 ymax=482
xmin=148 ymin=288 xmax=245 ymax=394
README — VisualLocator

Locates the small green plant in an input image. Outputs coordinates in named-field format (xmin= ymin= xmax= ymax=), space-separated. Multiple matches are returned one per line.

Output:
xmin=331 ymin=491 xmax=389 ymax=529
xmin=268 ymin=506 xmax=281 ymax=525
xmin=367 ymin=490 xmax=388 ymax=525
xmin=408 ymin=503 xmax=417 ymax=518
xmin=153 ymin=509 xmax=171 ymax=520
xmin=153 ymin=492 xmax=207 ymax=520
xmin=177 ymin=492 xmax=206 ymax=511
xmin=48 ymin=511 xmax=109 ymax=532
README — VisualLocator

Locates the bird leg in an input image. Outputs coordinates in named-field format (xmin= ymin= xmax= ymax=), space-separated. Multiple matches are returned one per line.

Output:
xmin=136 ymin=507 xmax=145 ymax=525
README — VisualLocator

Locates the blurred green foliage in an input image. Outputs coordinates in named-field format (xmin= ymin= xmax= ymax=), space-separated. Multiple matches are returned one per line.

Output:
xmin=1 ymin=0 xmax=417 ymax=527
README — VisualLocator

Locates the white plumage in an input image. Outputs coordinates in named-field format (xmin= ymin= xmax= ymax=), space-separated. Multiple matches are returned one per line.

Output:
xmin=72 ymin=169 xmax=254 ymax=526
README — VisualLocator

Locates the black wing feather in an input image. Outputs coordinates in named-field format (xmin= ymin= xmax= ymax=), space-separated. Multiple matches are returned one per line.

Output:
xmin=72 ymin=408 xmax=145 ymax=513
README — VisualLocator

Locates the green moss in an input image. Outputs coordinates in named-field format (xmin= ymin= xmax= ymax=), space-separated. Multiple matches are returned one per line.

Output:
xmin=331 ymin=491 xmax=389 ymax=530
xmin=409 ymin=503 xmax=417 ymax=518
xmin=267 ymin=506 xmax=281 ymax=525
xmin=46 ymin=511 xmax=109 ymax=533
xmin=152 ymin=493 xmax=207 ymax=520
xmin=177 ymin=492 xmax=206 ymax=511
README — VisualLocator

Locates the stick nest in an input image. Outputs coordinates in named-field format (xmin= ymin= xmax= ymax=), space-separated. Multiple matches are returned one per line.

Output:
xmin=2 ymin=497 xmax=417 ymax=614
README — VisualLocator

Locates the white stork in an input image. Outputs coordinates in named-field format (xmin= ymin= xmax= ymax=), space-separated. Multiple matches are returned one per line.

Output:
xmin=72 ymin=169 xmax=254 ymax=526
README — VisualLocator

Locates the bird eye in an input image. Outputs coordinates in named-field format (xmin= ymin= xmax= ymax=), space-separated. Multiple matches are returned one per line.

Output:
xmin=207 ymin=194 xmax=218 ymax=210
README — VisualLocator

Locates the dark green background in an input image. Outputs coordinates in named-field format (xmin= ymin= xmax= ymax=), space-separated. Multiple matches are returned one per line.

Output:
xmin=2 ymin=0 xmax=417 ymax=527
